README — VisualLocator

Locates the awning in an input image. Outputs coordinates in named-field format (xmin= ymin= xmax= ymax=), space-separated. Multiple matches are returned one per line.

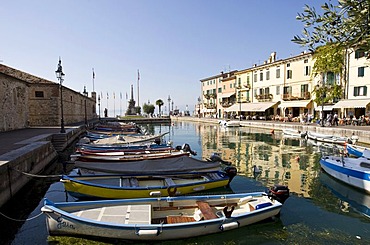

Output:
xmin=333 ymin=99 xmax=370 ymax=109
xmin=278 ymin=100 xmax=312 ymax=108
xmin=315 ymin=105 xmax=333 ymax=111
xmin=221 ymin=92 xmax=235 ymax=98
xmin=225 ymin=102 xmax=277 ymax=112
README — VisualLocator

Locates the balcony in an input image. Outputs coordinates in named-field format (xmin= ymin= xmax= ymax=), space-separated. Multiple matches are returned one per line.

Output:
xmin=255 ymin=94 xmax=273 ymax=102
xmin=204 ymin=103 xmax=217 ymax=109
xmin=282 ymin=92 xmax=311 ymax=101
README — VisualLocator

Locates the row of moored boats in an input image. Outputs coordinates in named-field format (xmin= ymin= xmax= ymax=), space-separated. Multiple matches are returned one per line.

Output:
xmin=41 ymin=122 xmax=290 ymax=242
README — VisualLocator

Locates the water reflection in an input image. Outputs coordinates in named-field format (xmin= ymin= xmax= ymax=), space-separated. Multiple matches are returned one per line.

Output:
xmin=187 ymin=124 xmax=321 ymax=198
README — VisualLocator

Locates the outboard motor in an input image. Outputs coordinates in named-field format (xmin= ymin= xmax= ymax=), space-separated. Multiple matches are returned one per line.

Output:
xmin=208 ymin=153 xmax=231 ymax=166
xmin=181 ymin=143 xmax=197 ymax=156
xmin=268 ymin=184 xmax=290 ymax=204
xmin=224 ymin=166 xmax=237 ymax=187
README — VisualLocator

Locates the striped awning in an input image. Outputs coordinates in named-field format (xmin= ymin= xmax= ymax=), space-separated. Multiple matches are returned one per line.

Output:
xmin=333 ymin=99 xmax=370 ymax=108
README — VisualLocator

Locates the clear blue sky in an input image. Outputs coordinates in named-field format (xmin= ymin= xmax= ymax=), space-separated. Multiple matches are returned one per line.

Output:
xmin=0 ymin=0 xmax=324 ymax=115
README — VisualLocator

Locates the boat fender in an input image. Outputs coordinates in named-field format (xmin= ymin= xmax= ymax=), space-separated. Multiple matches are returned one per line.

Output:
xmin=136 ymin=229 xmax=160 ymax=236
xmin=219 ymin=221 xmax=239 ymax=231
xmin=238 ymin=196 xmax=253 ymax=205
xmin=193 ymin=209 xmax=203 ymax=221
xmin=255 ymin=202 xmax=273 ymax=210
xmin=167 ymin=187 xmax=177 ymax=197
xmin=223 ymin=206 xmax=235 ymax=218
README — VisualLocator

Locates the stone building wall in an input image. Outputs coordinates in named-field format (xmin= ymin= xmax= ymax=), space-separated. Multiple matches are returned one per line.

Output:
xmin=0 ymin=64 xmax=97 ymax=130
xmin=0 ymin=73 xmax=29 ymax=131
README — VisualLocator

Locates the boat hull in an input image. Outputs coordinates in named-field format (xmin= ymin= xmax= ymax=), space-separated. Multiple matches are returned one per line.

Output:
xmin=319 ymin=156 xmax=370 ymax=193
xmin=42 ymin=192 xmax=282 ymax=241
xmin=62 ymin=172 xmax=231 ymax=199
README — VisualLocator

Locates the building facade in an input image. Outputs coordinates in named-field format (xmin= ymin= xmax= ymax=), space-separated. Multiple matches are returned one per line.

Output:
xmin=200 ymin=50 xmax=370 ymax=122
xmin=0 ymin=64 xmax=97 ymax=131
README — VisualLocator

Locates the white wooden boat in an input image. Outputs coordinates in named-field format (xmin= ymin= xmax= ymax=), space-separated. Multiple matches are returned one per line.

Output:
xmin=61 ymin=168 xmax=237 ymax=199
xmin=218 ymin=120 xmax=240 ymax=127
xmin=319 ymin=155 xmax=370 ymax=193
xmin=307 ymin=131 xmax=359 ymax=145
xmin=282 ymin=128 xmax=307 ymax=138
xmin=42 ymin=187 xmax=289 ymax=241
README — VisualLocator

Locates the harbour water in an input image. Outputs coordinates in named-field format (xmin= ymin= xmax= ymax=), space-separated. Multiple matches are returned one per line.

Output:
xmin=2 ymin=121 xmax=370 ymax=244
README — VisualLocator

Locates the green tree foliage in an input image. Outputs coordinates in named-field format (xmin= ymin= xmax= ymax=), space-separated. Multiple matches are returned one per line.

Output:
xmin=292 ymin=0 xmax=370 ymax=55
xmin=142 ymin=103 xmax=155 ymax=115
xmin=155 ymin=99 xmax=164 ymax=115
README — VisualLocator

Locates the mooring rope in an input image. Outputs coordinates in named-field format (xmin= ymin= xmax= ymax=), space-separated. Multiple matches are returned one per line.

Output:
xmin=11 ymin=168 xmax=62 ymax=178
xmin=0 ymin=210 xmax=43 ymax=222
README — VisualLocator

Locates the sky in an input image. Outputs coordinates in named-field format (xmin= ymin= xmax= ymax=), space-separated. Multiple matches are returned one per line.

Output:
xmin=0 ymin=0 xmax=326 ymax=116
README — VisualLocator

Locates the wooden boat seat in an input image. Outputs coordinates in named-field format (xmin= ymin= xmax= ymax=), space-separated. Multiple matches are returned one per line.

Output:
xmin=165 ymin=178 xmax=176 ymax=186
xmin=196 ymin=201 xmax=217 ymax=220
xmin=166 ymin=215 xmax=196 ymax=224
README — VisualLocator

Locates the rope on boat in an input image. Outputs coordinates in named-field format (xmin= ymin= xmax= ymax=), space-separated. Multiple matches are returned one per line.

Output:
xmin=11 ymin=168 xmax=62 ymax=178
xmin=0 ymin=210 xmax=43 ymax=222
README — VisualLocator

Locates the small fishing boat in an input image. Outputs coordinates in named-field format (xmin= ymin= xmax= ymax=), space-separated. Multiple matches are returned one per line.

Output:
xmin=70 ymin=150 xmax=191 ymax=162
xmin=306 ymin=131 xmax=359 ymax=145
xmin=61 ymin=168 xmax=237 ymax=199
xmin=282 ymin=128 xmax=307 ymax=138
xmin=218 ymin=120 xmax=240 ymax=127
xmin=346 ymin=144 xmax=370 ymax=158
xmin=74 ymin=155 xmax=224 ymax=175
xmin=319 ymin=155 xmax=370 ymax=193
xmin=41 ymin=186 xmax=289 ymax=241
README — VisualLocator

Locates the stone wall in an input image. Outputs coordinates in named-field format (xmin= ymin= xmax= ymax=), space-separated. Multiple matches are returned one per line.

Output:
xmin=0 ymin=74 xmax=29 ymax=131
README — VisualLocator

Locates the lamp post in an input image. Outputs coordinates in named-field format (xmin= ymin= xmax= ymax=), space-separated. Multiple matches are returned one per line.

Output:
xmin=168 ymin=95 xmax=171 ymax=116
xmin=55 ymin=58 xmax=65 ymax=133
xmin=98 ymin=95 xmax=101 ymax=120
xmin=83 ymin=86 xmax=88 ymax=125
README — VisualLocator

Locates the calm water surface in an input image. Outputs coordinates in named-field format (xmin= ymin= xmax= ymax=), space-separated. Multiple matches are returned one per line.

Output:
xmin=3 ymin=121 xmax=370 ymax=244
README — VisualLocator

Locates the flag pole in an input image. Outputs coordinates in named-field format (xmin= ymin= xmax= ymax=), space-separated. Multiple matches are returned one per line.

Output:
xmin=137 ymin=69 xmax=140 ymax=110
xmin=92 ymin=68 xmax=95 ymax=92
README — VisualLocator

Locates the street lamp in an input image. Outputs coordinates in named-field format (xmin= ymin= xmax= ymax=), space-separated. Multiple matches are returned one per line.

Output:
xmin=83 ymin=86 xmax=88 ymax=125
xmin=55 ymin=58 xmax=65 ymax=133
xmin=98 ymin=95 xmax=101 ymax=120
xmin=168 ymin=95 xmax=171 ymax=116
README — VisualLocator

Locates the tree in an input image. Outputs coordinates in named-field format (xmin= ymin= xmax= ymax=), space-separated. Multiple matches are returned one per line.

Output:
xmin=292 ymin=1 xmax=370 ymax=55
xmin=143 ymin=103 xmax=155 ymax=115
xmin=155 ymin=99 xmax=164 ymax=116
xmin=293 ymin=0 xmax=370 ymax=103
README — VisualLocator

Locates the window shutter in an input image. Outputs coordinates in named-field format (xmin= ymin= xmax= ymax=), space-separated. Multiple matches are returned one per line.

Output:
xmin=364 ymin=86 xmax=367 ymax=96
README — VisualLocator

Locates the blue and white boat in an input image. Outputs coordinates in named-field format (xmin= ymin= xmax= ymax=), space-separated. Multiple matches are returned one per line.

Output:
xmin=346 ymin=144 xmax=370 ymax=158
xmin=319 ymin=155 xmax=370 ymax=193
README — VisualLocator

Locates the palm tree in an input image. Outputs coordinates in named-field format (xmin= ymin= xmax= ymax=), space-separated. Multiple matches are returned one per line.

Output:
xmin=155 ymin=99 xmax=164 ymax=116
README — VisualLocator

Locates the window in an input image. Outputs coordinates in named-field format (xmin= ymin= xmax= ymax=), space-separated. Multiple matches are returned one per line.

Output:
xmin=304 ymin=66 xmax=311 ymax=76
xmin=247 ymin=76 xmax=250 ymax=83
xmin=265 ymin=87 xmax=270 ymax=94
xmin=287 ymin=63 xmax=290 ymax=67
xmin=355 ymin=49 xmax=365 ymax=59
xmin=218 ymin=87 xmax=222 ymax=93
xmin=266 ymin=70 xmax=270 ymax=80
xmin=287 ymin=70 xmax=292 ymax=79
xmin=259 ymin=88 xmax=264 ymax=95
xmin=358 ymin=67 xmax=365 ymax=77
xmin=276 ymin=68 xmax=280 ymax=78
xmin=354 ymin=86 xmax=367 ymax=96
xmin=260 ymin=71 xmax=263 ymax=81
xmin=304 ymin=59 xmax=308 ymax=63
xmin=35 ymin=91 xmax=44 ymax=97
xmin=325 ymin=72 xmax=335 ymax=85
xmin=276 ymin=85 xmax=280 ymax=95
xmin=254 ymin=73 xmax=257 ymax=82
